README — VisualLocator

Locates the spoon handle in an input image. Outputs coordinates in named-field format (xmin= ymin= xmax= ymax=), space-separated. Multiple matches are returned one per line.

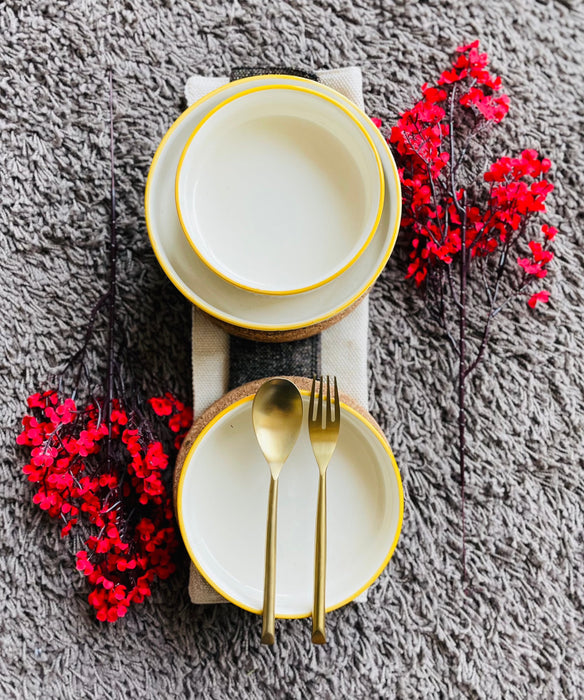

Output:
xmin=261 ymin=475 xmax=279 ymax=645
xmin=312 ymin=471 xmax=327 ymax=644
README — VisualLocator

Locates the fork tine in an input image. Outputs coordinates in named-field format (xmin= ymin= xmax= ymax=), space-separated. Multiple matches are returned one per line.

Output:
xmin=309 ymin=375 xmax=316 ymax=423
xmin=316 ymin=375 xmax=323 ymax=426
xmin=326 ymin=375 xmax=332 ymax=425
xmin=333 ymin=376 xmax=339 ymax=423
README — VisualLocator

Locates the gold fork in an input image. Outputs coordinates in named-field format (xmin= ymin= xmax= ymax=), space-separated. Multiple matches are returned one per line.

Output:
xmin=308 ymin=375 xmax=340 ymax=644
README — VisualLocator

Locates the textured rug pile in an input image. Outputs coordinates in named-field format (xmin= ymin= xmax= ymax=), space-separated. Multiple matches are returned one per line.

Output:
xmin=1 ymin=1 xmax=583 ymax=697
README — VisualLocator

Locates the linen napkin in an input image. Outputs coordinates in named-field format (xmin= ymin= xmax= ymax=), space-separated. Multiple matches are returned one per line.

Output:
xmin=184 ymin=67 xmax=371 ymax=604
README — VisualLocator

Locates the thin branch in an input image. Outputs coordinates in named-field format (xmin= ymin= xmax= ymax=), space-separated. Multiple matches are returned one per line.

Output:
xmin=464 ymin=310 xmax=494 ymax=378
xmin=453 ymin=119 xmax=492 ymax=175
xmin=479 ymin=255 xmax=494 ymax=306
xmin=449 ymin=85 xmax=464 ymax=215
xmin=105 ymin=68 xmax=117 ymax=472
xmin=434 ymin=266 xmax=460 ymax=355
xmin=66 ymin=290 xmax=112 ymax=390
xmin=457 ymin=193 xmax=468 ymax=583
xmin=446 ymin=264 xmax=462 ymax=309
xmin=492 ymin=280 xmax=532 ymax=316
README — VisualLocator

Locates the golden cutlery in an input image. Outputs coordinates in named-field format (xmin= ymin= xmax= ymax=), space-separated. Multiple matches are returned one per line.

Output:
xmin=252 ymin=378 xmax=303 ymax=645
xmin=308 ymin=375 xmax=340 ymax=644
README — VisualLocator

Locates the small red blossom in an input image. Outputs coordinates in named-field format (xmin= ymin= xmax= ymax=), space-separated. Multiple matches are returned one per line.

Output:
xmin=27 ymin=391 xmax=58 ymax=409
xmin=76 ymin=551 xmax=94 ymax=574
xmin=529 ymin=240 xmax=554 ymax=265
xmin=33 ymin=490 xmax=56 ymax=511
xmin=528 ymin=290 xmax=550 ymax=308
xmin=145 ymin=442 xmax=168 ymax=470
xmin=77 ymin=430 xmax=98 ymax=457
xmin=110 ymin=405 xmax=128 ymax=426
xmin=439 ymin=67 xmax=466 ymax=85
xmin=456 ymin=39 xmax=480 ymax=53
xmin=168 ymin=407 xmax=193 ymax=434
xmin=460 ymin=87 xmax=509 ymax=122
xmin=148 ymin=397 xmax=173 ymax=416
xmin=122 ymin=428 xmax=141 ymax=455
xmin=16 ymin=416 xmax=46 ymax=446
xmin=30 ymin=445 xmax=58 ymax=468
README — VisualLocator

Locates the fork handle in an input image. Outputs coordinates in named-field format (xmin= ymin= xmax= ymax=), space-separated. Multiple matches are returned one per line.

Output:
xmin=261 ymin=475 xmax=279 ymax=645
xmin=312 ymin=472 xmax=327 ymax=644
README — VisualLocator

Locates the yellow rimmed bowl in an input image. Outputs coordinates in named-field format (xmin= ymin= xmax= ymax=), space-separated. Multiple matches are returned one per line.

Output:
xmin=176 ymin=387 xmax=403 ymax=618
xmin=145 ymin=74 xmax=401 ymax=333
xmin=175 ymin=84 xmax=385 ymax=296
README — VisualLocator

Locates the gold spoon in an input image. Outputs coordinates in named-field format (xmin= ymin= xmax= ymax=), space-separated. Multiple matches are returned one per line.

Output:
xmin=252 ymin=378 xmax=303 ymax=645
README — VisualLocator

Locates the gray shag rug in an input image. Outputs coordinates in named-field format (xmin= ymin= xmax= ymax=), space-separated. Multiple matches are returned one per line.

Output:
xmin=1 ymin=1 xmax=583 ymax=697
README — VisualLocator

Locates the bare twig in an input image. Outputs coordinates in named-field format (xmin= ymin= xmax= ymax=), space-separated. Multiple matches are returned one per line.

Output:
xmin=105 ymin=68 xmax=117 ymax=472
xmin=457 ymin=193 xmax=468 ymax=584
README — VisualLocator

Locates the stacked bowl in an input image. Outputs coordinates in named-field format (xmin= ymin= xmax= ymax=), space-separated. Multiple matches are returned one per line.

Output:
xmin=145 ymin=74 xmax=401 ymax=340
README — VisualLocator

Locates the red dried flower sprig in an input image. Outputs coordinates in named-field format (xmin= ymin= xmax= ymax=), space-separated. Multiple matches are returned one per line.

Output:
xmin=16 ymin=71 xmax=193 ymax=622
xmin=390 ymin=40 xmax=555 ymax=309
xmin=18 ymin=390 xmax=192 ymax=622
xmin=387 ymin=41 xmax=557 ymax=581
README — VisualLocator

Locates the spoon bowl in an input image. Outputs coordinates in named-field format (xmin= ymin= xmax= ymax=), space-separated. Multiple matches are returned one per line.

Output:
xmin=253 ymin=378 xmax=304 ymax=472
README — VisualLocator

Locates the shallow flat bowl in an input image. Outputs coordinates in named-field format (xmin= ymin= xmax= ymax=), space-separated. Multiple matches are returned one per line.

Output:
xmin=177 ymin=393 xmax=403 ymax=618
xmin=176 ymin=85 xmax=384 ymax=295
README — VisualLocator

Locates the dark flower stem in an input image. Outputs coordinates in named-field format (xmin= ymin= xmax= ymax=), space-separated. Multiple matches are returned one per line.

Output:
xmin=67 ymin=291 xmax=110 ymax=395
xmin=105 ymin=68 xmax=117 ymax=471
xmin=449 ymin=86 xmax=468 ymax=584
xmin=458 ymin=211 xmax=468 ymax=585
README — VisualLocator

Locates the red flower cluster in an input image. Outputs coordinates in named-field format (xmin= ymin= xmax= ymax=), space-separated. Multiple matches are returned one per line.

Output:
xmin=148 ymin=393 xmax=193 ymax=449
xmin=18 ymin=390 xmax=193 ymax=622
xmin=389 ymin=40 xmax=556 ymax=308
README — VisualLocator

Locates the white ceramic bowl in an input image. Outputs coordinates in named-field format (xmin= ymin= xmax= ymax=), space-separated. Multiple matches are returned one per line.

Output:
xmin=177 ymin=392 xmax=403 ymax=617
xmin=175 ymin=85 xmax=384 ymax=295
xmin=145 ymin=75 xmax=401 ymax=332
